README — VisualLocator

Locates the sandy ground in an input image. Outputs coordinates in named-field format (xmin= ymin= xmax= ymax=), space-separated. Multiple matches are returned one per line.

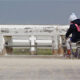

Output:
xmin=0 ymin=55 xmax=80 ymax=80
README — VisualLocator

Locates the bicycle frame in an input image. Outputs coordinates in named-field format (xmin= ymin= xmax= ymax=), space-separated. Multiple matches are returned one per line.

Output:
xmin=70 ymin=41 xmax=80 ymax=59
xmin=76 ymin=41 xmax=80 ymax=58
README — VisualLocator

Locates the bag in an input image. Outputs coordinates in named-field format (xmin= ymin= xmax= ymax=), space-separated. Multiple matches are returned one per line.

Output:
xmin=75 ymin=24 xmax=80 ymax=32
xmin=71 ymin=23 xmax=80 ymax=32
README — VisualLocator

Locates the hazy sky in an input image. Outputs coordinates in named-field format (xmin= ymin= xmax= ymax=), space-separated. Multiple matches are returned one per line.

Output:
xmin=0 ymin=0 xmax=80 ymax=25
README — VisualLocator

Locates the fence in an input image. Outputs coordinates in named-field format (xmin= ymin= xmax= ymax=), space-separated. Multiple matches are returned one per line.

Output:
xmin=0 ymin=25 xmax=69 ymax=55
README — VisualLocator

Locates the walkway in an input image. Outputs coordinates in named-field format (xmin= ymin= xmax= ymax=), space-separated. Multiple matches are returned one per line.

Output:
xmin=0 ymin=55 xmax=80 ymax=80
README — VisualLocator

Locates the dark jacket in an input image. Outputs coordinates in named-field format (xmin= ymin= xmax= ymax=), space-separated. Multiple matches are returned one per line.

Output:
xmin=66 ymin=19 xmax=80 ymax=42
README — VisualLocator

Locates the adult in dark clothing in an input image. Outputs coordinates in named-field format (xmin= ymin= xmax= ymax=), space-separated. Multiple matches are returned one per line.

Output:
xmin=65 ymin=13 xmax=80 ymax=55
xmin=66 ymin=19 xmax=80 ymax=42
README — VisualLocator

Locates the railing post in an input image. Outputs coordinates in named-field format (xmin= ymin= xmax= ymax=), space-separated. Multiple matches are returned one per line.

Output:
xmin=52 ymin=27 xmax=58 ymax=55
xmin=29 ymin=35 xmax=36 ymax=55
xmin=58 ymin=35 xmax=66 ymax=54
xmin=4 ymin=36 xmax=13 ymax=55
xmin=58 ymin=35 xmax=64 ymax=55
xmin=0 ymin=35 xmax=6 ymax=55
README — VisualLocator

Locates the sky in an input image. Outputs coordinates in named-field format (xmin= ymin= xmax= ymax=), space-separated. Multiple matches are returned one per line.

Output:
xmin=0 ymin=0 xmax=80 ymax=25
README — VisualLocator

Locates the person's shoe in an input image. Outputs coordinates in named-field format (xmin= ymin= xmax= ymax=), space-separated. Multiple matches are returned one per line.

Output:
xmin=67 ymin=49 xmax=71 ymax=55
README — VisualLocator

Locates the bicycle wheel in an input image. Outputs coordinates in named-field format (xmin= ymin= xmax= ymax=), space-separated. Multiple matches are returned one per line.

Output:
xmin=76 ymin=47 xmax=80 ymax=59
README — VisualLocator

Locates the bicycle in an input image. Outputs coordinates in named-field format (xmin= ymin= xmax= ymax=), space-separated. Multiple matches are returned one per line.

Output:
xmin=76 ymin=41 xmax=80 ymax=58
xmin=62 ymin=40 xmax=80 ymax=59
xmin=70 ymin=41 xmax=80 ymax=59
